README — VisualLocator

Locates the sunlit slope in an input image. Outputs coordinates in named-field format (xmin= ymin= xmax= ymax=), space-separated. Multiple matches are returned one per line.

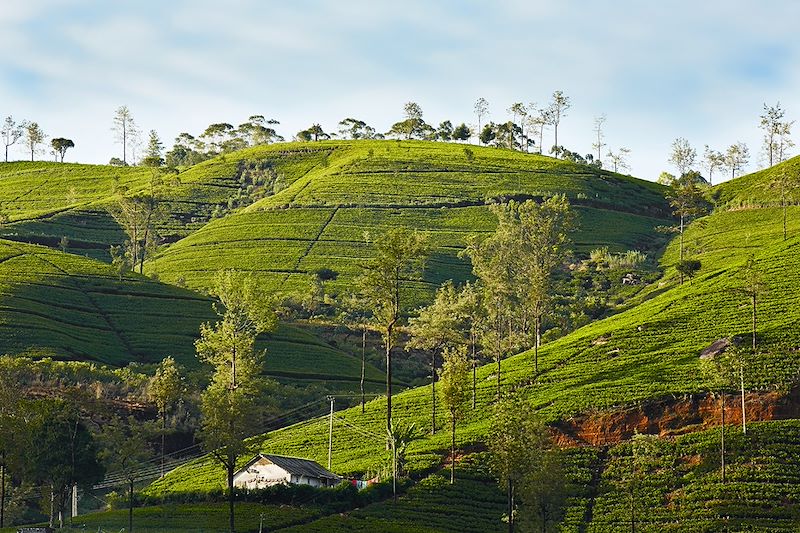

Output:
xmin=711 ymin=154 xmax=800 ymax=208
xmin=0 ymin=239 xmax=385 ymax=385
xmin=148 ymin=140 xmax=671 ymax=299
xmin=150 ymin=200 xmax=800 ymax=493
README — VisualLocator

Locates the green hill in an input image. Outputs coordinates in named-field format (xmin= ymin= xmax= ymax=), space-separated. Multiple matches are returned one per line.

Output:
xmin=147 ymin=140 xmax=671 ymax=301
xmin=0 ymin=239 xmax=385 ymax=388
xmin=149 ymin=164 xmax=800 ymax=498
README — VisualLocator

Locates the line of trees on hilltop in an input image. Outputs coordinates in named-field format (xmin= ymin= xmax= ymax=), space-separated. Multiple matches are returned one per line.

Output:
xmin=0 ymin=116 xmax=74 ymax=163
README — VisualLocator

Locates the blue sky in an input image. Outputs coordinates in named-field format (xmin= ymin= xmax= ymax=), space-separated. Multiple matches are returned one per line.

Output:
xmin=1 ymin=0 xmax=798 ymax=181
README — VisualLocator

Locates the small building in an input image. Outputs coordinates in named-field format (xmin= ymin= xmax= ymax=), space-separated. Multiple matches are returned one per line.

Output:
xmin=233 ymin=454 xmax=341 ymax=490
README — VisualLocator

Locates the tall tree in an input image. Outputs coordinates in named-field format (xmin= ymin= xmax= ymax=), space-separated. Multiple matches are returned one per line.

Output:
xmin=668 ymin=137 xmax=697 ymax=177
xmin=474 ymin=98 xmax=489 ymax=145
xmin=456 ymin=281 xmax=486 ymax=408
xmin=101 ymin=417 xmax=153 ymax=533
xmin=760 ymin=102 xmax=788 ymax=167
xmin=1 ymin=117 xmax=24 ymax=163
xmin=733 ymin=256 xmax=767 ymax=352
xmin=238 ymin=115 xmax=282 ymax=146
xmin=527 ymin=104 xmax=550 ymax=154
xmin=488 ymin=395 xmax=552 ymax=533
xmin=439 ymin=345 xmax=470 ymax=484
xmin=50 ymin=138 xmax=74 ymax=163
xmin=724 ymin=142 xmax=750 ymax=180
xmin=387 ymin=102 xmax=430 ymax=140
xmin=107 ymin=192 xmax=164 ymax=274
xmin=548 ymin=91 xmax=570 ymax=152
xmin=452 ymin=123 xmax=471 ymax=142
xmin=148 ymin=357 xmax=185 ymax=477
xmin=606 ymin=147 xmax=631 ymax=173
xmin=615 ymin=433 xmax=659 ymax=533
xmin=197 ymin=270 xmax=277 ymax=533
xmin=702 ymin=145 xmax=725 ymax=185
xmin=24 ymin=122 xmax=45 ymax=162
xmin=772 ymin=170 xmax=799 ymax=240
xmin=592 ymin=114 xmax=607 ymax=164
xmin=112 ymin=106 xmax=136 ymax=165
xmin=356 ymin=229 xmax=428 ymax=443
xmin=337 ymin=118 xmax=375 ymax=140
xmin=436 ymin=120 xmax=454 ymax=141
xmin=142 ymin=130 xmax=164 ymax=168
xmin=408 ymin=281 xmax=462 ymax=434
xmin=666 ymin=172 xmax=707 ymax=283
xmin=508 ymin=103 xmax=526 ymax=150
xmin=515 ymin=197 xmax=575 ymax=372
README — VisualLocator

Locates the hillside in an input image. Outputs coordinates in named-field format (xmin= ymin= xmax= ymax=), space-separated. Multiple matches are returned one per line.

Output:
xmin=147 ymin=140 xmax=671 ymax=301
xmin=149 ymin=163 xmax=800 ymax=500
xmin=0 ymin=238 xmax=385 ymax=389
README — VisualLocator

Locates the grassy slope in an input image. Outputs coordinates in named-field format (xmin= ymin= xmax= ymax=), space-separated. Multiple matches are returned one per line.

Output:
xmin=149 ymin=170 xmax=800 ymax=494
xmin=0 ymin=238 xmax=385 ymax=386
xmin=147 ymin=140 xmax=671 ymax=304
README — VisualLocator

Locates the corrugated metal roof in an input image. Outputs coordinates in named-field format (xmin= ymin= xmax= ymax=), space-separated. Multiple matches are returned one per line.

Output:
xmin=240 ymin=454 xmax=340 ymax=480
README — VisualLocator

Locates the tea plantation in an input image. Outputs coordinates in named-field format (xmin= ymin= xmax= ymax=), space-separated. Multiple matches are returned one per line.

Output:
xmin=150 ymin=158 xmax=800 ymax=518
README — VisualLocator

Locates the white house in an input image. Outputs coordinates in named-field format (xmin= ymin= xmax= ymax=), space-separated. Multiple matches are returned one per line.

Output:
xmin=232 ymin=454 xmax=341 ymax=490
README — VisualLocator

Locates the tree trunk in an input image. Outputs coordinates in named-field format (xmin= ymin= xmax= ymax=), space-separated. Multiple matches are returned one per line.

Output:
xmin=129 ymin=478 xmax=134 ymax=533
xmin=740 ymin=364 xmax=746 ymax=435
xmin=431 ymin=350 xmax=437 ymax=434
xmin=386 ymin=324 xmax=393 ymax=447
xmin=752 ymin=294 xmax=757 ymax=351
xmin=679 ymin=214 xmax=685 ymax=284
xmin=507 ymin=479 xmax=515 ymax=533
xmin=721 ymin=391 xmax=726 ymax=484
xmin=472 ymin=346 xmax=477 ymax=409
xmin=450 ymin=415 xmax=456 ymax=484
xmin=161 ymin=413 xmax=167 ymax=477
xmin=361 ymin=327 xmax=366 ymax=413
xmin=534 ymin=315 xmax=541 ymax=373
xmin=228 ymin=462 xmax=235 ymax=533
xmin=0 ymin=453 xmax=5 ymax=528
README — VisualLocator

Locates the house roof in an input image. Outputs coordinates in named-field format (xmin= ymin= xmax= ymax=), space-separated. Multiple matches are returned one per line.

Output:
xmin=237 ymin=453 xmax=340 ymax=480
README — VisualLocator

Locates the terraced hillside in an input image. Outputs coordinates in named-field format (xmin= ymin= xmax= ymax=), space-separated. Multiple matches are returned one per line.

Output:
xmin=150 ymin=164 xmax=800 ymax=500
xmin=0 ymin=239 xmax=385 ymax=388
xmin=147 ymin=140 xmax=671 ymax=302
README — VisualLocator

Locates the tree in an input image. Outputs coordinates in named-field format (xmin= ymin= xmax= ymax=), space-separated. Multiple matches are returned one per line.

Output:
xmin=508 ymin=103 xmax=526 ymax=150
xmin=101 ymin=417 xmax=152 ymax=533
xmin=455 ymin=281 xmax=486 ymax=408
xmin=356 ymin=229 xmax=428 ymax=442
xmin=1 ymin=117 xmax=24 ymax=163
xmin=452 ymin=123 xmax=471 ymax=142
xmin=701 ymin=145 xmax=724 ymax=185
xmin=23 ymin=399 xmax=104 ymax=528
xmin=408 ymin=281 xmax=462 ymax=434
xmin=760 ymin=102 xmax=790 ymax=167
xmin=142 ymin=130 xmax=164 ymax=168
xmin=615 ymin=433 xmax=659 ymax=533
xmin=107 ymin=192 xmax=164 ymax=274
xmin=297 ymin=123 xmax=330 ymax=142
xmin=337 ymin=293 xmax=373 ymax=413
xmin=548 ymin=91 xmax=570 ymax=152
xmin=724 ymin=142 xmax=749 ymax=180
xmin=436 ymin=120 xmax=454 ymax=141
xmin=527 ymin=104 xmax=551 ymax=154
xmin=387 ymin=102 xmax=430 ymax=140
xmin=488 ymin=395 xmax=553 ymax=533
xmin=513 ymin=197 xmax=575 ymax=372
xmin=50 ymin=138 xmax=74 ymax=163
xmin=112 ymin=106 xmax=136 ymax=165
xmin=110 ymin=244 xmax=131 ymax=281
xmin=201 ymin=123 xmax=238 ymax=154
xmin=24 ymin=122 xmax=46 ymax=162
xmin=337 ymin=118 xmax=375 ymax=140
xmin=197 ymin=270 xmax=277 ymax=533
xmin=606 ymin=147 xmax=631 ymax=173
xmin=439 ymin=345 xmax=470 ymax=483
xmin=775 ymin=120 xmax=794 ymax=163
xmin=479 ymin=123 xmax=497 ymax=146
xmin=474 ymin=98 xmax=489 ymax=145
xmin=772 ymin=170 xmax=799 ymax=240
xmin=592 ymin=114 xmax=607 ymax=163
xmin=666 ymin=172 xmax=707 ymax=283
xmin=668 ymin=137 xmax=696 ymax=176
xmin=238 ymin=115 xmax=282 ymax=146
xmin=733 ymin=256 xmax=766 ymax=353
xmin=148 ymin=357 xmax=185 ymax=477
xmin=0 ymin=371 xmax=22 ymax=528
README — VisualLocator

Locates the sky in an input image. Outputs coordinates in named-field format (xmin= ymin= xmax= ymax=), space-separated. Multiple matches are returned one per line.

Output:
xmin=1 ymin=0 xmax=799 ymax=182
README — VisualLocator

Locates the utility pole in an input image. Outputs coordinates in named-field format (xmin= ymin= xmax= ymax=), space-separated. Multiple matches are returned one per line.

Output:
xmin=259 ymin=512 xmax=265 ymax=533
xmin=327 ymin=396 xmax=335 ymax=470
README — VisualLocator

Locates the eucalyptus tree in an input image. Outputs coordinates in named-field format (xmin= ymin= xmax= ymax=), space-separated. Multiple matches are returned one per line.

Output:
xmin=197 ymin=270 xmax=277 ymax=533
xmin=50 ymin=138 xmax=74 ymax=163
xmin=148 ymin=356 xmax=185 ymax=477
xmin=606 ymin=147 xmax=631 ymax=173
xmin=724 ymin=142 xmax=750 ymax=180
xmin=1 ymin=117 xmax=24 ymax=162
xmin=668 ymin=137 xmax=697 ymax=177
xmin=474 ymin=98 xmax=489 ymax=144
xmin=702 ymin=145 xmax=725 ymax=185
xmin=24 ymin=122 xmax=45 ymax=162
xmin=357 ymin=228 xmax=428 ymax=440
xmin=112 ymin=105 xmax=136 ymax=165
xmin=760 ymin=102 xmax=791 ymax=167
xmin=592 ymin=114 xmax=607 ymax=163
xmin=548 ymin=91 xmax=570 ymax=151
xmin=440 ymin=346 xmax=470 ymax=483
xmin=666 ymin=172 xmax=707 ymax=283
xmin=408 ymin=281 xmax=462 ymax=434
